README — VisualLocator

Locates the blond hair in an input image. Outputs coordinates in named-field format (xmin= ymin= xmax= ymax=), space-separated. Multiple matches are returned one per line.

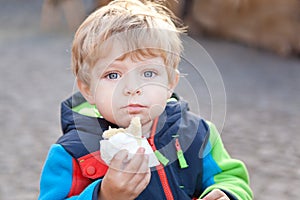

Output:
xmin=71 ymin=0 xmax=186 ymax=85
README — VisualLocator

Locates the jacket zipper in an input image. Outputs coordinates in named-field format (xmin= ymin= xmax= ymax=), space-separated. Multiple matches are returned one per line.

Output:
xmin=148 ymin=118 xmax=174 ymax=200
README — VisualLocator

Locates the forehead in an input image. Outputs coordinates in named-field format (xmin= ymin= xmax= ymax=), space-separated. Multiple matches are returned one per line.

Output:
xmin=95 ymin=54 xmax=166 ymax=73
xmin=93 ymin=39 xmax=166 ymax=69
xmin=114 ymin=55 xmax=165 ymax=66
xmin=91 ymin=29 xmax=170 ymax=64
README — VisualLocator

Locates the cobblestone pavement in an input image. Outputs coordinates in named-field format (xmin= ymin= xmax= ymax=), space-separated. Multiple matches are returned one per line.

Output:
xmin=1 ymin=1 xmax=299 ymax=199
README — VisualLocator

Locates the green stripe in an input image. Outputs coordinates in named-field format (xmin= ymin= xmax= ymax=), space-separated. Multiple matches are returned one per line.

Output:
xmin=72 ymin=102 xmax=102 ymax=118
xmin=200 ymin=121 xmax=253 ymax=200
xmin=154 ymin=150 xmax=169 ymax=166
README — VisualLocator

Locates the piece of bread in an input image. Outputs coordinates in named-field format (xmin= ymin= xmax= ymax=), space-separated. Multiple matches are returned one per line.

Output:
xmin=100 ymin=117 xmax=160 ymax=167
xmin=125 ymin=117 xmax=142 ymax=138
xmin=102 ymin=127 xmax=125 ymax=139
xmin=103 ymin=117 xmax=142 ymax=139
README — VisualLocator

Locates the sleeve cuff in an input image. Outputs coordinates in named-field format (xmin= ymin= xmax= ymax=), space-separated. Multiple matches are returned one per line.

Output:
xmin=221 ymin=190 xmax=238 ymax=200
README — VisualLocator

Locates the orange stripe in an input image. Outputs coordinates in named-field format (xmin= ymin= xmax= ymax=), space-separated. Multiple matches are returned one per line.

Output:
xmin=148 ymin=118 xmax=174 ymax=200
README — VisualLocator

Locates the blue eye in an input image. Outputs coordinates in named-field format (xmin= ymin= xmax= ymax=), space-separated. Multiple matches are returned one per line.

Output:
xmin=144 ymin=71 xmax=155 ymax=78
xmin=106 ymin=72 xmax=120 ymax=79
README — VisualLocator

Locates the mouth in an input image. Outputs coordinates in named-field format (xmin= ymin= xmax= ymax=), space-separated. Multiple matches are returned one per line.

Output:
xmin=123 ymin=104 xmax=147 ymax=114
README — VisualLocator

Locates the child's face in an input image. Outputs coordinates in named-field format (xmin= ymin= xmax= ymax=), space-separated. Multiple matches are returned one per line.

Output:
xmin=80 ymin=55 xmax=178 ymax=132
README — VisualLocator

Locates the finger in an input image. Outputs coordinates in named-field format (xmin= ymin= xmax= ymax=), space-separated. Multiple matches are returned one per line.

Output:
xmin=131 ymin=168 xmax=151 ymax=194
xmin=126 ymin=154 xmax=150 ymax=195
xmin=136 ymin=152 xmax=149 ymax=174
xmin=217 ymin=197 xmax=229 ymax=200
xmin=127 ymin=154 xmax=149 ymax=185
xmin=202 ymin=189 xmax=225 ymax=200
xmin=109 ymin=149 xmax=129 ymax=171
xmin=125 ymin=147 xmax=147 ymax=173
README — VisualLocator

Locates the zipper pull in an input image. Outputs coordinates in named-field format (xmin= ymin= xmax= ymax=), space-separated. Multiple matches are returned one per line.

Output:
xmin=175 ymin=138 xmax=188 ymax=169
xmin=154 ymin=150 xmax=169 ymax=166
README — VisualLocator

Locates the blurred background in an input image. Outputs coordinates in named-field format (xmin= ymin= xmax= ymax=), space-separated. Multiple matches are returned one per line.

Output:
xmin=0 ymin=0 xmax=299 ymax=199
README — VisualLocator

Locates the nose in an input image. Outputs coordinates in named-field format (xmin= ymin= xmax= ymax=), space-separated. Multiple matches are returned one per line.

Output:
xmin=122 ymin=74 xmax=142 ymax=96
xmin=124 ymin=87 xmax=142 ymax=96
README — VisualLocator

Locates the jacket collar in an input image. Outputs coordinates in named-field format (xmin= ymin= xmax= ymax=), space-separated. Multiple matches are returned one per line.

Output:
xmin=60 ymin=92 xmax=118 ymax=136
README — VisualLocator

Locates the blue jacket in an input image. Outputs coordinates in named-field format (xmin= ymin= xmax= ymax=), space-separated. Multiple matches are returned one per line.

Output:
xmin=38 ymin=92 xmax=253 ymax=199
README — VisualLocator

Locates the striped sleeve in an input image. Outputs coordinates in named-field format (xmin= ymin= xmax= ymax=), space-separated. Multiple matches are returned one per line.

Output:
xmin=200 ymin=122 xmax=253 ymax=200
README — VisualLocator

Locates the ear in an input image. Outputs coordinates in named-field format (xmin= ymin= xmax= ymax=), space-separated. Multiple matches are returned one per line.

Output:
xmin=168 ymin=69 xmax=180 ymax=98
xmin=77 ymin=79 xmax=96 ymax=105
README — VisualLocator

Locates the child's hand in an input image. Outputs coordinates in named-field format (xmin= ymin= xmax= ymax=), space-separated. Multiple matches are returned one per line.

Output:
xmin=201 ymin=189 xmax=230 ymax=200
xmin=99 ymin=147 xmax=151 ymax=200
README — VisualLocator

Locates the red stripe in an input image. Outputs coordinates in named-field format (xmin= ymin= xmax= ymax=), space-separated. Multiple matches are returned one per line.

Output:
xmin=68 ymin=158 xmax=91 ymax=197
xmin=148 ymin=118 xmax=174 ymax=200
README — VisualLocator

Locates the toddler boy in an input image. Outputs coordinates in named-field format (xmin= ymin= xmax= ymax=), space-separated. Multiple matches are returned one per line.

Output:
xmin=39 ymin=0 xmax=253 ymax=199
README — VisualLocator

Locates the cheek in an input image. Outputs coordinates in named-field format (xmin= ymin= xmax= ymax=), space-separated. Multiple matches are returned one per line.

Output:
xmin=93 ymin=85 xmax=113 ymax=110
xmin=145 ymin=86 xmax=169 ymax=118
xmin=93 ymin=83 xmax=123 ymax=118
xmin=148 ymin=101 xmax=166 ymax=120
xmin=146 ymin=84 xmax=170 ymax=99
xmin=95 ymin=96 xmax=117 ymax=124
xmin=93 ymin=81 xmax=117 ymax=102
